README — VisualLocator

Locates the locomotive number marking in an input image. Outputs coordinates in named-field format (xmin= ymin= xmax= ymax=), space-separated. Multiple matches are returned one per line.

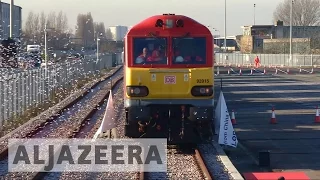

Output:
xmin=151 ymin=74 xmax=156 ymax=81
xmin=164 ymin=76 xmax=176 ymax=84
xmin=196 ymin=79 xmax=209 ymax=83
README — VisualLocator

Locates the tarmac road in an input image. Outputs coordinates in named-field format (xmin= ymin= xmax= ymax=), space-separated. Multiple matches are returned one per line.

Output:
xmin=214 ymin=66 xmax=320 ymax=179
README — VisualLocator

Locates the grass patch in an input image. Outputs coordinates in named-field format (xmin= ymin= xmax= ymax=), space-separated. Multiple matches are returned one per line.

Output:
xmin=0 ymin=68 xmax=112 ymax=137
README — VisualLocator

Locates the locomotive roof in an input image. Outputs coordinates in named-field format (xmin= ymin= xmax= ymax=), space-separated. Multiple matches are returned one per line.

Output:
xmin=127 ymin=14 xmax=212 ymax=36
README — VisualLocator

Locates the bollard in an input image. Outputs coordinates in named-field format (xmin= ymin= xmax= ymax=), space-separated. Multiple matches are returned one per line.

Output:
xmin=259 ymin=150 xmax=270 ymax=167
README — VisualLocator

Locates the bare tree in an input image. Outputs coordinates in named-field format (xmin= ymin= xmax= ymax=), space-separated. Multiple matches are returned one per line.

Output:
xmin=22 ymin=11 xmax=70 ymax=51
xmin=33 ymin=14 xmax=40 ymax=42
xmin=75 ymin=12 xmax=94 ymax=48
xmin=94 ymin=22 xmax=106 ymax=39
xmin=105 ymin=28 xmax=113 ymax=40
xmin=273 ymin=0 xmax=320 ymax=26
xmin=39 ymin=11 xmax=46 ymax=33
xmin=56 ymin=11 xmax=68 ymax=33
xmin=75 ymin=14 xmax=86 ymax=46
xmin=46 ymin=12 xmax=56 ymax=28
xmin=86 ymin=12 xmax=94 ymax=46
xmin=24 ymin=11 xmax=35 ymax=38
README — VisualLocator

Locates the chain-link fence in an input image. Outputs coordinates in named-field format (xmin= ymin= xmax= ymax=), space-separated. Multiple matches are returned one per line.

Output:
xmin=0 ymin=53 xmax=121 ymax=125
xmin=214 ymin=53 xmax=320 ymax=67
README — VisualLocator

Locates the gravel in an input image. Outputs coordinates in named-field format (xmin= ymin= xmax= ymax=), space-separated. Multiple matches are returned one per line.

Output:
xmin=42 ymin=75 xmax=123 ymax=139
xmin=0 ymin=68 xmax=123 ymax=179
xmin=198 ymin=143 xmax=235 ymax=180
xmin=0 ymin=66 xmax=122 ymax=155
xmin=145 ymin=148 xmax=209 ymax=180
xmin=47 ymin=79 xmax=138 ymax=180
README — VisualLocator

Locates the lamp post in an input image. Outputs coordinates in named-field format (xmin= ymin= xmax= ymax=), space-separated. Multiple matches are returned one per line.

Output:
xmin=224 ymin=0 xmax=227 ymax=52
xmin=44 ymin=24 xmax=54 ymax=69
xmin=254 ymin=4 xmax=256 ymax=25
xmin=96 ymin=38 xmax=100 ymax=61
xmin=207 ymin=26 xmax=220 ymax=46
xmin=289 ymin=0 xmax=294 ymax=66
xmin=9 ymin=0 xmax=14 ymax=38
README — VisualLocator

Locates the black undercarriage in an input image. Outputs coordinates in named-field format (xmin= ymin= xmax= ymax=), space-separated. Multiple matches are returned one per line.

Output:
xmin=124 ymin=105 xmax=214 ymax=144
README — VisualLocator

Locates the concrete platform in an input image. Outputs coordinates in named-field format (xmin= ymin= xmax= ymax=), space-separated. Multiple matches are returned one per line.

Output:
xmin=214 ymin=68 xmax=320 ymax=179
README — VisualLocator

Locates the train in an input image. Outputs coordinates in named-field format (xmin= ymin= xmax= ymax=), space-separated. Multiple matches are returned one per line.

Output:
xmin=123 ymin=14 xmax=214 ymax=144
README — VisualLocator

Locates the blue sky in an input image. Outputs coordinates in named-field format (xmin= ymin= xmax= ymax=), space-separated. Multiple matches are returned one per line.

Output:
xmin=4 ymin=0 xmax=280 ymax=35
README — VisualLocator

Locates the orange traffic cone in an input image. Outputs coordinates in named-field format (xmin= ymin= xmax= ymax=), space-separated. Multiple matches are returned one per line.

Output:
xmin=231 ymin=110 xmax=237 ymax=125
xmin=270 ymin=107 xmax=277 ymax=124
xmin=315 ymin=106 xmax=320 ymax=123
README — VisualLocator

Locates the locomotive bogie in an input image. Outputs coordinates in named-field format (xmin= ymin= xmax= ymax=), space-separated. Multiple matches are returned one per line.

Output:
xmin=124 ymin=102 xmax=214 ymax=144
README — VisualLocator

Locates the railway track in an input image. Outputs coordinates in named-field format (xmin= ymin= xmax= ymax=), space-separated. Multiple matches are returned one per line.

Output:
xmin=138 ymin=145 xmax=213 ymax=180
xmin=0 ymin=65 xmax=236 ymax=180
xmin=36 ymin=78 xmax=124 ymax=180
xmin=0 ymin=66 xmax=123 ymax=179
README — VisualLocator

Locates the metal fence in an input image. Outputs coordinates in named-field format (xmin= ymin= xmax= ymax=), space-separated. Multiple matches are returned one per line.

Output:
xmin=214 ymin=53 xmax=320 ymax=67
xmin=0 ymin=53 xmax=121 ymax=125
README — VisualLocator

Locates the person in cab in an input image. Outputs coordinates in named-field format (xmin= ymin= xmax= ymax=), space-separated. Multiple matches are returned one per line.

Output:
xmin=147 ymin=45 xmax=163 ymax=62
xmin=174 ymin=49 xmax=185 ymax=63
xmin=184 ymin=50 xmax=203 ymax=62
xmin=135 ymin=47 xmax=149 ymax=64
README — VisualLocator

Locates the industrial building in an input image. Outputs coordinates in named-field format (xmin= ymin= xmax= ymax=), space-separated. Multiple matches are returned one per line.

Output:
xmin=240 ymin=20 xmax=320 ymax=54
xmin=109 ymin=25 xmax=128 ymax=41
xmin=0 ymin=1 xmax=22 ymax=40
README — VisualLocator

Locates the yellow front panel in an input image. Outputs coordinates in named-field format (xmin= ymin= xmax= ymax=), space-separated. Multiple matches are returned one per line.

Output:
xmin=125 ymin=67 xmax=214 ymax=99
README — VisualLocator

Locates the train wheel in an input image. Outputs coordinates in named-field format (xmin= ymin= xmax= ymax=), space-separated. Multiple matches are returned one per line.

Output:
xmin=201 ymin=121 xmax=214 ymax=142
xmin=124 ymin=123 xmax=140 ymax=138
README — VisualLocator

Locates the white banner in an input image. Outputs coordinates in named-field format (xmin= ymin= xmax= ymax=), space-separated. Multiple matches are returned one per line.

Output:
xmin=217 ymin=91 xmax=238 ymax=148
xmin=215 ymin=91 xmax=223 ymax=135
xmin=93 ymin=90 xmax=116 ymax=139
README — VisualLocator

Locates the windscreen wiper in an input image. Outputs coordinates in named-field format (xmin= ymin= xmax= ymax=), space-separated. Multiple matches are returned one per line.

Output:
xmin=173 ymin=32 xmax=191 ymax=48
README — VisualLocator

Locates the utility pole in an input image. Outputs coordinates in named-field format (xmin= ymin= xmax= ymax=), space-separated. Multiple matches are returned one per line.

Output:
xmin=44 ymin=25 xmax=54 ymax=69
xmin=224 ymin=0 xmax=227 ymax=52
xmin=0 ymin=0 xmax=2 ymax=40
xmin=96 ymin=38 xmax=100 ymax=61
xmin=254 ymin=4 xmax=256 ymax=25
xmin=289 ymin=0 xmax=293 ymax=66
xmin=10 ymin=0 xmax=14 ymax=38
xmin=44 ymin=24 xmax=47 ymax=69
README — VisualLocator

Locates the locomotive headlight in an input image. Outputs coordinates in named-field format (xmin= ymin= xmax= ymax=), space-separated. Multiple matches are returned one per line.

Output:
xmin=126 ymin=86 xmax=149 ymax=97
xmin=199 ymin=88 xmax=206 ymax=94
xmin=133 ymin=88 xmax=141 ymax=94
xmin=191 ymin=86 xmax=213 ymax=97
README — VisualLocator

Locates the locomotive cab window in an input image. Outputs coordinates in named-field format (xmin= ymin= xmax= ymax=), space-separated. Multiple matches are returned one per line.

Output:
xmin=133 ymin=37 xmax=168 ymax=65
xmin=172 ymin=37 xmax=206 ymax=64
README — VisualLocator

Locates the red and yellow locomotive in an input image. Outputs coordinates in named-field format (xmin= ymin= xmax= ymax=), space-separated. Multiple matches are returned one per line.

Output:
xmin=123 ymin=14 xmax=214 ymax=144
